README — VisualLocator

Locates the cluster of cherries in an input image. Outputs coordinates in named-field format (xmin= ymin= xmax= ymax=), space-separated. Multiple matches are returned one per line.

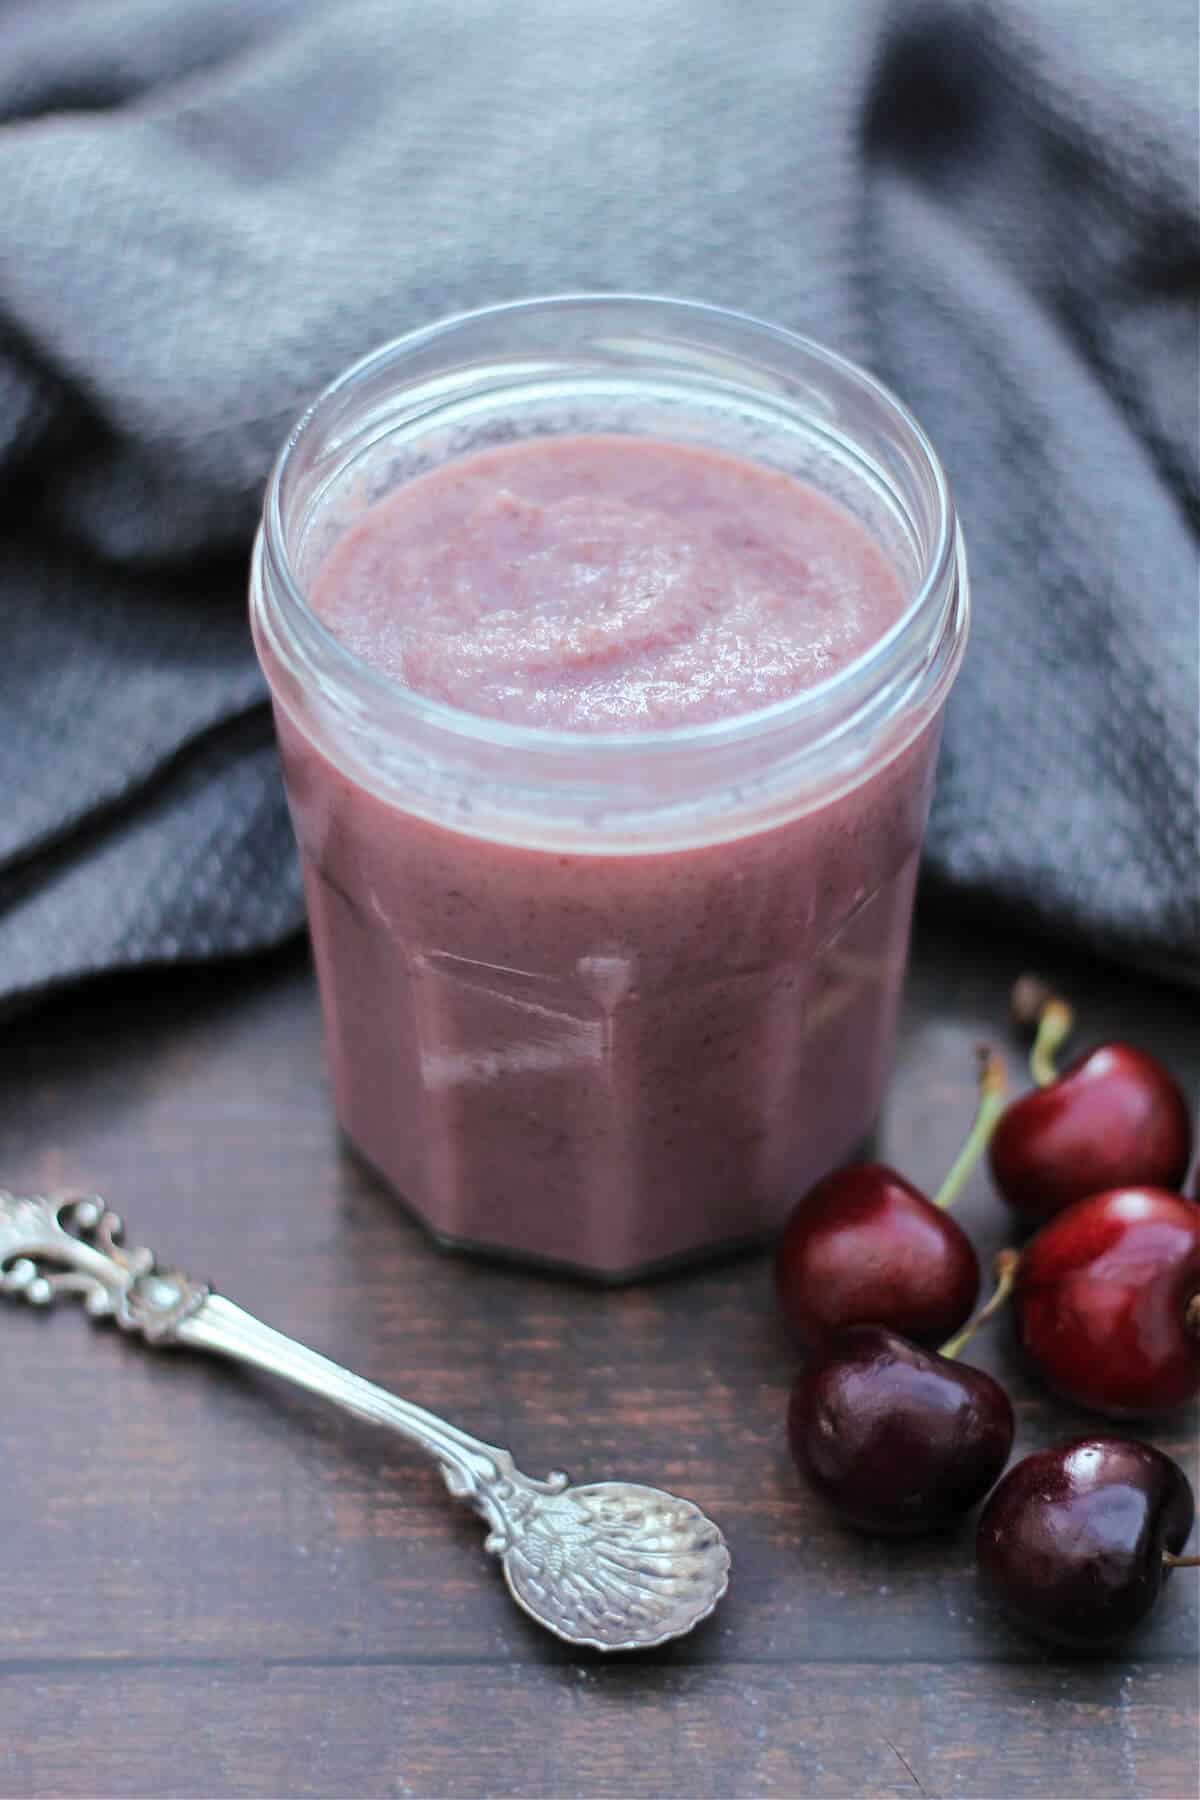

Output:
xmin=776 ymin=977 xmax=1198 ymax=1650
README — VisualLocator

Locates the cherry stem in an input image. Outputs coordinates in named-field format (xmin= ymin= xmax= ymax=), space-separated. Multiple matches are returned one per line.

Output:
xmin=1163 ymin=1552 xmax=1200 ymax=1568
xmin=939 ymin=1249 xmax=1020 ymax=1361
xmin=1013 ymin=976 xmax=1075 ymax=1086
xmin=1185 ymin=1294 xmax=1200 ymax=1341
xmin=932 ymin=1046 xmax=1008 ymax=1212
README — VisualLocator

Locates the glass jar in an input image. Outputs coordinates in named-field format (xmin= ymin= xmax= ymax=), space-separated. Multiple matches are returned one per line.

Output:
xmin=251 ymin=295 xmax=968 ymax=1278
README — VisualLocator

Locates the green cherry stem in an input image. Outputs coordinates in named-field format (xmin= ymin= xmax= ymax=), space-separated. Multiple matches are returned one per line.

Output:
xmin=932 ymin=1047 xmax=1009 ymax=1212
xmin=1012 ymin=975 xmax=1076 ymax=1087
xmin=939 ymin=1250 xmax=1021 ymax=1362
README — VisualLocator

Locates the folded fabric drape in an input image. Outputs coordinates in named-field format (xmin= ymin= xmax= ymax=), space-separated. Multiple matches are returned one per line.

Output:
xmin=1 ymin=0 xmax=1195 ymax=1007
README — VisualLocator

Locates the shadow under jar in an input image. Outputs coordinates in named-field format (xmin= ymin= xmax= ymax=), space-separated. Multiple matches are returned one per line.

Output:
xmin=251 ymin=296 xmax=968 ymax=1279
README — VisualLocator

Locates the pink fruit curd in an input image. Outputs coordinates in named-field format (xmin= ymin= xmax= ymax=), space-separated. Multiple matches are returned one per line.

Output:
xmin=312 ymin=436 xmax=904 ymax=732
xmin=271 ymin=434 xmax=942 ymax=1276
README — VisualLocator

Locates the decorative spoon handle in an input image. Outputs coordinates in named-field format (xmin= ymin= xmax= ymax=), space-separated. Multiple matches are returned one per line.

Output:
xmin=1 ymin=1189 xmax=729 ymax=1651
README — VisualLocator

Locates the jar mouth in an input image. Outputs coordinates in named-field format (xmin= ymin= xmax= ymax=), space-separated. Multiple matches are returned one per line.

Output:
xmin=260 ymin=293 xmax=960 ymax=758
xmin=253 ymin=293 xmax=968 ymax=851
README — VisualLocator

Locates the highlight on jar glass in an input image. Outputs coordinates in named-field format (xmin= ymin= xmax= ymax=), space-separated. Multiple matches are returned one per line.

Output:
xmin=250 ymin=295 xmax=969 ymax=1279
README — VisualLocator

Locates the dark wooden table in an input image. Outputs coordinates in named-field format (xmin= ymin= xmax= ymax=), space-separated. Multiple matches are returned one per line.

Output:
xmin=2 ymin=916 xmax=1196 ymax=1799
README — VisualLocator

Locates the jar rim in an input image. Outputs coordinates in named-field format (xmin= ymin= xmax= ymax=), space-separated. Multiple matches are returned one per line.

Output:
xmin=254 ymin=293 xmax=968 ymax=851
xmin=259 ymin=293 xmax=961 ymax=761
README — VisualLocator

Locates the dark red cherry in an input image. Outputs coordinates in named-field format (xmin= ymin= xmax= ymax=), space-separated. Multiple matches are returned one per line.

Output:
xmin=776 ymin=1050 xmax=1005 ymax=1348
xmin=990 ymin=1041 xmax=1193 ymax=1224
xmin=1014 ymin=1187 xmax=1200 ymax=1415
xmin=977 ymin=1437 xmax=1197 ymax=1648
xmin=787 ymin=1325 xmax=1014 ymax=1536
xmin=775 ymin=1164 xmax=980 ymax=1350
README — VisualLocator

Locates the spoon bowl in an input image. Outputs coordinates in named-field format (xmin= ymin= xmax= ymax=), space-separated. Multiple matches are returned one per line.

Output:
xmin=496 ymin=1480 xmax=730 ymax=1651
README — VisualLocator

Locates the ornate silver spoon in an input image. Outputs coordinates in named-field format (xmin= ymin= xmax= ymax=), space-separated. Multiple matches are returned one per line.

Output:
xmin=1 ymin=1188 xmax=729 ymax=1652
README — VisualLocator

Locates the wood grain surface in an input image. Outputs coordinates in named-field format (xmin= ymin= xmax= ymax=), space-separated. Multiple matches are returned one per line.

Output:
xmin=1 ymin=914 xmax=1197 ymax=1800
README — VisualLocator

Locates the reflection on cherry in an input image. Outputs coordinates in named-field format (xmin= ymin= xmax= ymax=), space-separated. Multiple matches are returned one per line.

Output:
xmin=1014 ymin=1187 xmax=1200 ymax=1416
xmin=977 ymin=1437 xmax=1198 ymax=1647
xmin=990 ymin=980 xmax=1192 ymax=1223
xmin=776 ymin=1051 xmax=1005 ymax=1348
xmin=787 ymin=1255 xmax=1018 ymax=1536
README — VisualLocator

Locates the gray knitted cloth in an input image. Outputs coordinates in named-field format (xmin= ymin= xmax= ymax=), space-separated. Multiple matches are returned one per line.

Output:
xmin=1 ymin=0 xmax=1196 ymax=1006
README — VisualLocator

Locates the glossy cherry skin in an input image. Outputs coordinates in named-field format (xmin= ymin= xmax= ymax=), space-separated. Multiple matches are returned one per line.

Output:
xmin=775 ymin=1164 xmax=980 ymax=1351
xmin=787 ymin=1325 xmax=1014 ymax=1536
xmin=1014 ymin=1188 xmax=1200 ymax=1415
xmin=989 ymin=1043 xmax=1192 ymax=1223
xmin=977 ymin=1437 xmax=1195 ymax=1647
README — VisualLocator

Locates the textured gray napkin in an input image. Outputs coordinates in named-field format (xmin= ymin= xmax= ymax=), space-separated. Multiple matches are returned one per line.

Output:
xmin=1 ymin=0 xmax=1196 ymax=1007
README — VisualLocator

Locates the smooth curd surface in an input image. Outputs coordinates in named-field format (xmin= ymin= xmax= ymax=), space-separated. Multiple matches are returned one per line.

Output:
xmin=311 ymin=436 xmax=906 ymax=730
